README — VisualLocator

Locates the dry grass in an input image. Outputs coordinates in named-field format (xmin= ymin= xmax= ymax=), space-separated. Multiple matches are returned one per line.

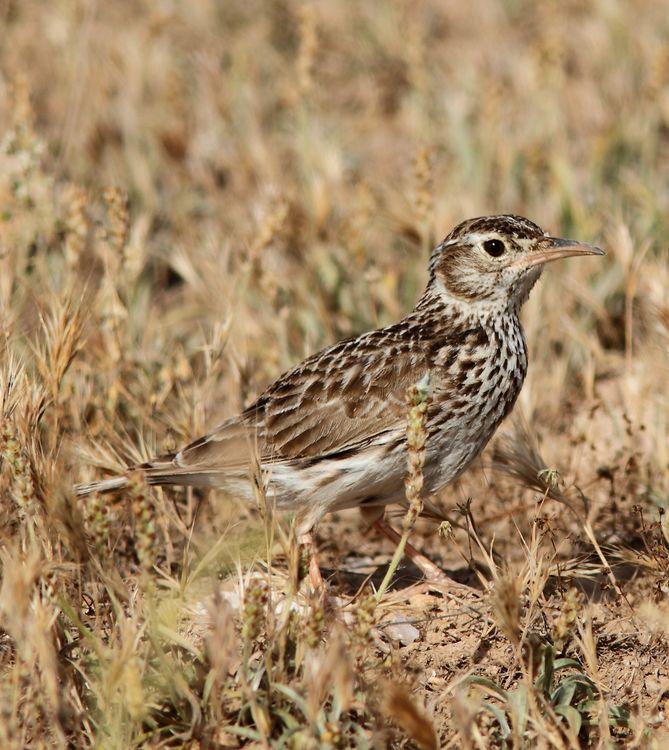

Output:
xmin=1 ymin=1 xmax=669 ymax=747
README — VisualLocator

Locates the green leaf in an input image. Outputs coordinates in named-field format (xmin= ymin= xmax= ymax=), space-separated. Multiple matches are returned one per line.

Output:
xmin=274 ymin=708 xmax=301 ymax=730
xmin=481 ymin=702 xmax=511 ymax=739
xmin=202 ymin=669 xmax=217 ymax=704
xmin=276 ymin=727 xmax=302 ymax=750
xmin=559 ymin=673 xmax=597 ymax=696
xmin=555 ymin=705 xmax=583 ymax=736
xmin=507 ymin=686 xmax=529 ymax=738
xmin=577 ymin=698 xmax=631 ymax=728
xmin=223 ymin=725 xmax=263 ymax=741
xmin=553 ymin=658 xmax=584 ymax=672
xmin=461 ymin=675 xmax=509 ymax=700
xmin=577 ymin=699 xmax=599 ymax=719
xmin=536 ymin=646 xmax=555 ymax=694
xmin=608 ymin=703 xmax=631 ymax=727
xmin=273 ymin=683 xmax=310 ymax=717
xmin=551 ymin=679 xmax=577 ymax=708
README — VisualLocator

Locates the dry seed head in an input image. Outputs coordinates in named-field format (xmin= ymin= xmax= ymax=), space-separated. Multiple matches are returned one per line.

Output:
xmin=304 ymin=594 xmax=326 ymax=648
xmin=0 ymin=683 xmax=19 ymax=748
xmin=127 ymin=471 xmax=156 ymax=571
xmin=0 ymin=355 xmax=24 ymax=421
xmin=320 ymin=722 xmax=342 ymax=746
xmin=352 ymin=593 xmax=376 ymax=645
xmin=63 ymin=184 xmax=88 ymax=269
xmin=537 ymin=467 xmax=564 ymax=491
xmin=83 ymin=491 xmax=111 ymax=558
xmin=384 ymin=682 xmax=438 ymax=750
xmin=249 ymin=199 xmax=288 ymax=305
xmin=36 ymin=297 xmax=85 ymax=406
xmin=438 ymin=520 xmax=453 ymax=539
xmin=98 ymin=274 xmax=128 ymax=324
xmin=38 ymin=562 xmax=60 ymax=607
xmin=97 ymin=272 xmax=128 ymax=366
xmin=345 ymin=180 xmax=375 ymax=265
xmin=328 ymin=633 xmax=355 ymax=712
xmin=0 ymin=421 xmax=39 ymax=520
xmin=241 ymin=578 xmax=268 ymax=644
xmin=205 ymin=591 xmax=237 ymax=682
xmin=296 ymin=538 xmax=314 ymax=587
xmin=0 ymin=555 xmax=63 ymax=742
xmin=251 ymin=200 xmax=288 ymax=263
xmin=2 ymin=77 xmax=39 ymax=165
xmin=122 ymin=656 xmax=147 ymax=721
xmin=24 ymin=597 xmax=62 ymax=719
xmin=403 ymin=374 xmax=430 ymax=532
xmin=302 ymin=630 xmax=356 ymax=722
xmin=492 ymin=420 xmax=567 ymax=503
xmin=122 ymin=211 xmax=149 ymax=282
xmin=492 ymin=571 xmax=523 ymax=647
xmin=0 ymin=77 xmax=47 ymax=218
xmin=552 ymin=587 xmax=581 ymax=651
xmin=0 ymin=548 xmax=42 ymax=635
xmin=103 ymin=186 xmax=130 ymax=260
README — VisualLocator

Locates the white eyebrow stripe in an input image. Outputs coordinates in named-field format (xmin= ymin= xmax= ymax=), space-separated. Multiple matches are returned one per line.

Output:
xmin=465 ymin=232 xmax=501 ymax=244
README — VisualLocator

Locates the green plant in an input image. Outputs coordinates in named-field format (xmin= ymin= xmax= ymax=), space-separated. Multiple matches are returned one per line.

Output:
xmin=462 ymin=641 xmax=630 ymax=746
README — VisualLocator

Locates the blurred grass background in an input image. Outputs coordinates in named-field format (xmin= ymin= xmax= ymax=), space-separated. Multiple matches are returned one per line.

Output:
xmin=1 ymin=1 xmax=669 ymax=747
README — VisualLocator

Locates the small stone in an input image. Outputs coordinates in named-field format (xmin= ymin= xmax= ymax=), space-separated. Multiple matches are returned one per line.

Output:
xmin=385 ymin=616 xmax=421 ymax=645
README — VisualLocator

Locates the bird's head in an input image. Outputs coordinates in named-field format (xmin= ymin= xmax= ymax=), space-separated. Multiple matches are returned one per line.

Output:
xmin=428 ymin=215 xmax=604 ymax=311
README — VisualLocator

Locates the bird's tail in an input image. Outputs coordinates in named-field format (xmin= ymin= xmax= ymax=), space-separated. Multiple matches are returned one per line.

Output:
xmin=75 ymin=475 xmax=131 ymax=496
xmin=75 ymin=456 xmax=226 ymax=497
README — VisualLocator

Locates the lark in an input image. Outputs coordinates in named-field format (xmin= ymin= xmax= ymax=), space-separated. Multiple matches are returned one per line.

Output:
xmin=77 ymin=215 xmax=603 ymax=580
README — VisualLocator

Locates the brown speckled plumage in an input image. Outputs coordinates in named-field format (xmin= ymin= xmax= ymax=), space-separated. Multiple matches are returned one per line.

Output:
xmin=77 ymin=215 xmax=603 ymax=537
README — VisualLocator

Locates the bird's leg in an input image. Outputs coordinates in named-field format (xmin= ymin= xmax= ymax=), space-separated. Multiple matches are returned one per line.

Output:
xmin=373 ymin=518 xmax=448 ymax=584
xmin=298 ymin=531 xmax=325 ymax=589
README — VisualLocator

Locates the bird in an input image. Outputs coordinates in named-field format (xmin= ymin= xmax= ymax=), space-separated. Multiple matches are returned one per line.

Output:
xmin=77 ymin=215 xmax=603 ymax=583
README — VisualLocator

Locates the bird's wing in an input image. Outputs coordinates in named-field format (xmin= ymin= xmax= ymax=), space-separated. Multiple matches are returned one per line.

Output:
xmin=173 ymin=327 xmax=432 ymax=472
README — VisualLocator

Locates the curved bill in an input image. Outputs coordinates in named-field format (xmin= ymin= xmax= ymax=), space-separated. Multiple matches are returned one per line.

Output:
xmin=518 ymin=236 xmax=605 ymax=270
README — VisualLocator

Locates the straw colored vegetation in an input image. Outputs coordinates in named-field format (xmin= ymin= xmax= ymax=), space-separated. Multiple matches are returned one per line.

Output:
xmin=1 ymin=1 xmax=669 ymax=747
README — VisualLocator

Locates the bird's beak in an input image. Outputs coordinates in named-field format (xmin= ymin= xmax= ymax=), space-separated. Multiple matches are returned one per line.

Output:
xmin=518 ymin=236 xmax=605 ymax=269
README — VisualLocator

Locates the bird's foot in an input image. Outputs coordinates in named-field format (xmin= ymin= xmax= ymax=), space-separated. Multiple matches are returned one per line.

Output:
xmin=372 ymin=519 xmax=474 ymax=597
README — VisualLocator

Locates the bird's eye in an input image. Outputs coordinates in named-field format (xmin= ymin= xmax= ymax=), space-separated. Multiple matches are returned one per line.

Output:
xmin=483 ymin=238 xmax=506 ymax=257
